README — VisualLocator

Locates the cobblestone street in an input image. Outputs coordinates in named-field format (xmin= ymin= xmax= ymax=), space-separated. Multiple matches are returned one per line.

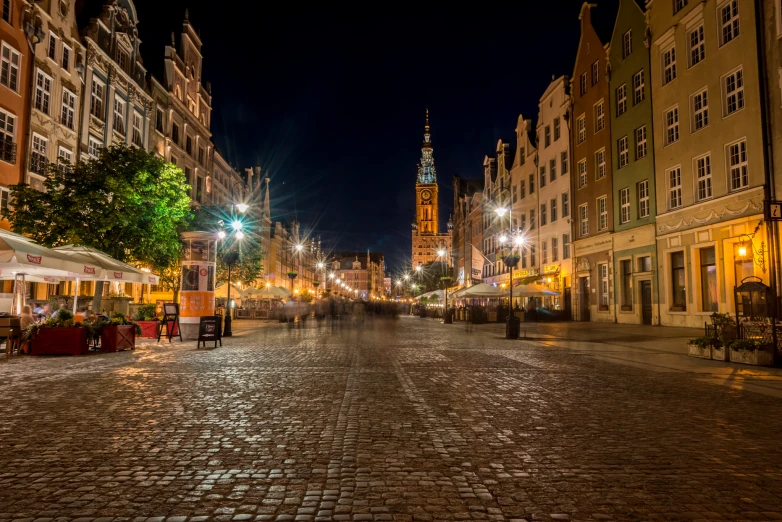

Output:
xmin=2 ymin=317 xmax=782 ymax=521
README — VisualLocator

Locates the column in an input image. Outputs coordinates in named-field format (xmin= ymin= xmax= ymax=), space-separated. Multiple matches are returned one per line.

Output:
xmin=179 ymin=231 xmax=217 ymax=340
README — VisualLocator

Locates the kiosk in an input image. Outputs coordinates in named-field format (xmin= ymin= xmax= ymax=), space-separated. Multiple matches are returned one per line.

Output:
xmin=179 ymin=231 xmax=217 ymax=340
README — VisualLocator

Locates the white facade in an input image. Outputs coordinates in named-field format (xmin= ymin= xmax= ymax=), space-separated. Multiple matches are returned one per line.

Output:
xmin=510 ymin=116 xmax=539 ymax=277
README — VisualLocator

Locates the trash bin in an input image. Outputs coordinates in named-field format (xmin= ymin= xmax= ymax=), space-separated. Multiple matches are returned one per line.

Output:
xmin=444 ymin=309 xmax=453 ymax=324
xmin=506 ymin=315 xmax=520 ymax=339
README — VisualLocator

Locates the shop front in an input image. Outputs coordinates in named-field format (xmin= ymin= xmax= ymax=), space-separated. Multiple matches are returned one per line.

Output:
xmin=613 ymin=224 xmax=659 ymax=325
xmin=572 ymin=236 xmax=614 ymax=323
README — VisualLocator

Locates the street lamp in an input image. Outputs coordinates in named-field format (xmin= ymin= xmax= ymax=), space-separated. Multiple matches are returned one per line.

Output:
xmin=235 ymin=203 xmax=249 ymax=213
xmin=223 ymin=251 xmax=240 ymax=337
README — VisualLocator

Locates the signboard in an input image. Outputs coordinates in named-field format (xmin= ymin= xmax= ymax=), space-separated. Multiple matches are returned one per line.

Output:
xmin=158 ymin=303 xmax=182 ymax=343
xmin=766 ymin=200 xmax=782 ymax=221
xmin=163 ymin=303 xmax=179 ymax=316
xmin=197 ymin=315 xmax=222 ymax=349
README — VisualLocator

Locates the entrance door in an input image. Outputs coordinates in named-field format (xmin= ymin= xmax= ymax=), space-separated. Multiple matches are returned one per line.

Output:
xmin=578 ymin=277 xmax=590 ymax=322
xmin=564 ymin=287 xmax=572 ymax=321
xmin=641 ymin=280 xmax=652 ymax=325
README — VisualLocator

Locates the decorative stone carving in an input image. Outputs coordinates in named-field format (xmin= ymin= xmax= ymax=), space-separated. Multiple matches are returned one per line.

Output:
xmin=657 ymin=199 xmax=764 ymax=234
xmin=576 ymin=257 xmax=591 ymax=273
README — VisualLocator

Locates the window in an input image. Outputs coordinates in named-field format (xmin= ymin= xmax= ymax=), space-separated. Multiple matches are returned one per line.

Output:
xmin=616 ymin=84 xmax=627 ymax=116
xmin=638 ymin=180 xmax=650 ymax=218
xmin=58 ymin=146 xmax=71 ymax=163
xmin=113 ymin=96 xmax=125 ymax=134
xmin=635 ymin=126 xmax=647 ymax=159
xmin=550 ymin=158 xmax=556 ymax=182
xmin=639 ymin=256 xmax=652 ymax=272
xmin=595 ymin=149 xmax=606 ymax=180
xmin=554 ymin=117 xmax=561 ymax=141
xmin=551 ymin=197 xmax=558 ymax=222
xmin=578 ymin=159 xmax=587 ymax=188
xmin=598 ymin=196 xmax=608 ymax=231
xmin=724 ymin=68 xmax=744 ymax=115
xmin=0 ymin=109 xmax=16 ymax=164
xmin=529 ymin=173 xmax=535 ymax=194
xmin=30 ymin=133 xmax=47 ymax=175
xmin=577 ymin=115 xmax=586 ymax=144
xmin=0 ymin=43 xmax=20 ymax=91
xmin=544 ymin=125 xmax=551 ymax=148
xmin=59 ymin=88 xmax=76 ymax=130
xmin=671 ymin=251 xmax=686 ymax=310
xmin=562 ymin=192 xmax=569 ymax=217
xmin=170 ymin=156 xmax=177 ymax=166
xmin=689 ymin=25 xmax=705 ymax=67
xmin=88 ymin=136 xmax=101 ymax=158
xmin=674 ymin=0 xmax=688 ymax=13
xmin=196 ymin=176 xmax=203 ymax=202
xmin=662 ymin=45 xmax=677 ymax=85
xmin=519 ymin=147 xmax=525 ymax=165
xmin=34 ymin=70 xmax=52 ymax=115
xmin=668 ymin=166 xmax=682 ymax=209
xmin=530 ymin=245 xmax=536 ymax=266
xmin=595 ymin=100 xmax=605 ymax=132
xmin=62 ymin=44 xmax=71 ymax=71
xmin=664 ymin=107 xmax=679 ymax=146
xmin=592 ymin=61 xmax=600 ymax=86
xmin=695 ymin=154 xmax=712 ymax=201
xmin=519 ymin=179 xmax=525 ymax=199
xmin=552 ymin=237 xmax=559 ymax=262
xmin=692 ymin=88 xmax=709 ymax=132
xmin=561 ymin=150 xmax=569 ymax=174
xmin=512 ymin=184 xmax=517 ymax=203
xmin=621 ymin=259 xmax=632 ymax=309
xmin=620 ymin=187 xmax=631 ymax=224
xmin=700 ymin=247 xmax=718 ymax=312
xmin=198 ymin=146 xmax=205 ymax=165
xmin=116 ymin=48 xmax=128 ymax=72
xmin=155 ymin=109 xmax=164 ymax=133
xmin=633 ymin=70 xmax=645 ymax=105
xmin=719 ymin=0 xmax=740 ymax=46
xmin=185 ymin=167 xmax=192 ymax=187
xmin=618 ymin=136 xmax=629 ymax=168
xmin=599 ymin=264 xmax=609 ymax=309
xmin=580 ymin=72 xmax=587 ymax=96
xmin=563 ymin=234 xmax=571 ymax=259
xmin=622 ymin=30 xmax=632 ymax=58
xmin=0 ymin=187 xmax=8 ymax=216
xmin=132 ymin=111 xmax=142 ymax=146
xmin=90 ymin=77 xmax=104 ymax=119
xmin=530 ymin=209 xmax=536 ymax=230
xmin=172 ymin=123 xmax=179 ymax=145
xmin=728 ymin=139 xmax=748 ymax=191
xmin=579 ymin=204 xmax=589 ymax=237
xmin=542 ymin=240 xmax=548 ymax=264
xmin=540 ymin=203 xmax=547 ymax=226
xmin=186 ymin=135 xmax=193 ymax=155
xmin=539 ymin=165 xmax=546 ymax=189
xmin=2 ymin=0 xmax=9 ymax=23
xmin=47 ymin=32 xmax=57 ymax=61
xmin=520 ymin=213 xmax=526 ymax=231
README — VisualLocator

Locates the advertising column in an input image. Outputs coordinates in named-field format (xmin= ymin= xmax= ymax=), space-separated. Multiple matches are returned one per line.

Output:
xmin=179 ymin=231 xmax=216 ymax=340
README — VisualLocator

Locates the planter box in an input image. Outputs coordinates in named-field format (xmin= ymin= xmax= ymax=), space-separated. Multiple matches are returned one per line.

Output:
xmin=729 ymin=347 xmax=774 ymax=366
xmin=137 ymin=320 xmax=159 ymax=338
xmin=100 ymin=325 xmax=136 ymax=353
xmin=31 ymin=327 xmax=89 ymax=356
xmin=688 ymin=343 xmax=712 ymax=359
xmin=711 ymin=346 xmax=729 ymax=362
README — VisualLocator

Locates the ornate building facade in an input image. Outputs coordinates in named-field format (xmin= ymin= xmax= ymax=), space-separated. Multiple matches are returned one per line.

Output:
xmin=411 ymin=110 xmax=451 ymax=269
xmin=329 ymin=252 xmax=386 ymax=300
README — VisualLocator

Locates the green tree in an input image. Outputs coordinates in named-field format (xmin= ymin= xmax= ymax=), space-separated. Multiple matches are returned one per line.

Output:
xmin=9 ymin=145 xmax=192 ymax=308
xmin=417 ymin=261 xmax=453 ymax=293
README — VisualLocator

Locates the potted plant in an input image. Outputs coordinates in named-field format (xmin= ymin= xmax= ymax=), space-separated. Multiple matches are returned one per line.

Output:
xmin=133 ymin=303 xmax=160 ymax=338
xmin=687 ymin=336 xmax=713 ymax=359
xmin=98 ymin=312 xmax=142 ymax=353
xmin=711 ymin=339 xmax=729 ymax=362
xmin=728 ymin=338 xmax=774 ymax=366
xmin=502 ymin=252 xmax=521 ymax=268
xmin=27 ymin=310 xmax=93 ymax=356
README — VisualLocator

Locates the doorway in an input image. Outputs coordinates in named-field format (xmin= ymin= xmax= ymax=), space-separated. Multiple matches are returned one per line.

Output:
xmin=564 ymin=287 xmax=572 ymax=321
xmin=578 ymin=276 xmax=590 ymax=322
xmin=641 ymin=280 xmax=652 ymax=325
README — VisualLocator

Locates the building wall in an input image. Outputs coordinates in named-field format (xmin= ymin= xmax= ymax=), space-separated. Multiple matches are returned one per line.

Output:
xmin=0 ymin=0 xmax=32 ymax=227
xmin=572 ymin=2 xmax=615 ymax=322
xmin=511 ymin=117 xmax=539 ymax=280
xmin=649 ymin=0 xmax=767 ymax=327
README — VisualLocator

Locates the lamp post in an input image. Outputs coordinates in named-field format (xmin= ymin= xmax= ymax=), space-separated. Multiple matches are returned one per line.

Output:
xmin=223 ymin=251 xmax=240 ymax=337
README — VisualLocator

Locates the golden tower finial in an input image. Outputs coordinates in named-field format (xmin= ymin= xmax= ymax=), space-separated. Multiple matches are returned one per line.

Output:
xmin=425 ymin=108 xmax=430 ymax=131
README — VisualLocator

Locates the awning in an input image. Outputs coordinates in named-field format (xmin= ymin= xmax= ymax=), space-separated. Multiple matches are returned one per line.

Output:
xmin=53 ymin=245 xmax=160 ymax=285
xmin=513 ymin=283 xmax=559 ymax=297
xmin=459 ymin=283 xmax=506 ymax=299
xmin=0 ymin=230 xmax=101 ymax=279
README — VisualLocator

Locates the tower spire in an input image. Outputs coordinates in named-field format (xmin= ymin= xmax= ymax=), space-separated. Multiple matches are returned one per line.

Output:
xmin=417 ymin=109 xmax=436 ymax=183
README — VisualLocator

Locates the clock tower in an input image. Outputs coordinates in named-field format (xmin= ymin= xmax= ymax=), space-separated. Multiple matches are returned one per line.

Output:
xmin=411 ymin=110 xmax=451 ymax=269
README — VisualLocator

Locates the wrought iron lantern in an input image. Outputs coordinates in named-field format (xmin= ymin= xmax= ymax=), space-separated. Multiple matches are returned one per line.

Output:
xmin=734 ymin=276 xmax=772 ymax=321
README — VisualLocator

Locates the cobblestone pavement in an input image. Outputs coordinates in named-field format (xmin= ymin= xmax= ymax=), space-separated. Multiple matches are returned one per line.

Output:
xmin=2 ymin=317 xmax=782 ymax=522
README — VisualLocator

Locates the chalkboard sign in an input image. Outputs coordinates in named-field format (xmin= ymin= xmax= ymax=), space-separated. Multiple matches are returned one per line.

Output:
xmin=197 ymin=315 xmax=222 ymax=349
xmin=158 ymin=302 xmax=183 ymax=343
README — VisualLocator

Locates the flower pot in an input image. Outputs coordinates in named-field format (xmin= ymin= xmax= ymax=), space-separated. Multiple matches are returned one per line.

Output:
xmin=729 ymin=346 xmax=774 ymax=366
xmin=137 ymin=320 xmax=159 ymax=338
xmin=31 ymin=327 xmax=89 ymax=356
xmin=100 ymin=325 xmax=136 ymax=353
xmin=688 ymin=343 xmax=712 ymax=359
xmin=503 ymin=256 xmax=520 ymax=267
xmin=711 ymin=345 xmax=729 ymax=361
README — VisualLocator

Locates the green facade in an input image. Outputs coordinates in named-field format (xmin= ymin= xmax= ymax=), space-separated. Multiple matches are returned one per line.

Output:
xmin=608 ymin=0 xmax=656 ymax=232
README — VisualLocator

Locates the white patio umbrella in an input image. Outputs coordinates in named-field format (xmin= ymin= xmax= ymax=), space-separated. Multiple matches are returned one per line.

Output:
xmin=460 ymin=283 xmax=505 ymax=299
xmin=513 ymin=283 xmax=559 ymax=297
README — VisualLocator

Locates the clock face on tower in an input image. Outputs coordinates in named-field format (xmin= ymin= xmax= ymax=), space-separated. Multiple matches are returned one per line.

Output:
xmin=421 ymin=189 xmax=432 ymax=201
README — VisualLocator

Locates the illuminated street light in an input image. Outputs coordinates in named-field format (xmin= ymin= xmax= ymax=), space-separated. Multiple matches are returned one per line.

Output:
xmin=499 ymin=235 xmax=508 ymax=244
xmin=416 ymin=265 xmax=422 ymax=272
xmin=396 ymin=280 xmax=402 ymax=285
xmin=231 ymin=220 xmax=243 ymax=231
xmin=404 ymin=274 xmax=410 ymax=281
xmin=235 ymin=203 xmax=249 ymax=213
xmin=437 ymin=249 xmax=446 ymax=257
xmin=514 ymin=235 xmax=525 ymax=246
xmin=495 ymin=207 xmax=508 ymax=217
xmin=235 ymin=231 xmax=245 ymax=240
xmin=217 ymin=231 xmax=226 ymax=239
xmin=329 ymin=273 xmax=335 ymax=279
xmin=295 ymin=244 xmax=304 ymax=252
xmin=317 ymin=262 xmax=324 ymax=269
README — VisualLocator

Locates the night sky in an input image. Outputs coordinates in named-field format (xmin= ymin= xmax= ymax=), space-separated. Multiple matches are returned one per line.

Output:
xmin=80 ymin=0 xmax=620 ymax=271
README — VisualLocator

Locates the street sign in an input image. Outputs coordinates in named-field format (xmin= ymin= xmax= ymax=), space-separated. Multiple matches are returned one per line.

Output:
xmin=197 ymin=315 xmax=222 ymax=349
xmin=766 ymin=200 xmax=782 ymax=221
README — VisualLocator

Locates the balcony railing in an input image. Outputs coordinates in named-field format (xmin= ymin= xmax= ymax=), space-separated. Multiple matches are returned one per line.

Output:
xmin=0 ymin=140 xmax=16 ymax=164
xmin=29 ymin=152 xmax=47 ymax=175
